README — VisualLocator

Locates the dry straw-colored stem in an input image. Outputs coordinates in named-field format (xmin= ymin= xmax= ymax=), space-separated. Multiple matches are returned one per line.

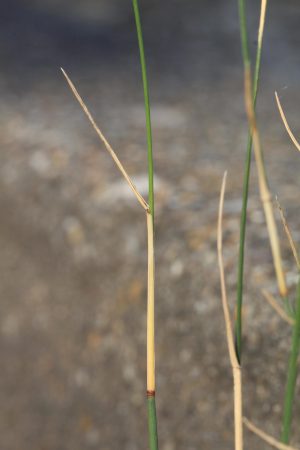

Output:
xmin=257 ymin=0 xmax=268 ymax=48
xmin=146 ymin=211 xmax=155 ymax=393
xmin=243 ymin=418 xmax=299 ymax=450
xmin=61 ymin=68 xmax=149 ymax=212
xmin=217 ymin=172 xmax=243 ymax=450
xmin=275 ymin=92 xmax=300 ymax=153
xmin=262 ymin=289 xmax=294 ymax=326
xmin=276 ymin=198 xmax=300 ymax=271
xmin=244 ymin=67 xmax=287 ymax=298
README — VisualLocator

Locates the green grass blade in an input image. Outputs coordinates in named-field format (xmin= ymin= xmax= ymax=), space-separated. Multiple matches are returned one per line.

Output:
xmin=132 ymin=0 xmax=154 ymax=220
xmin=281 ymin=281 xmax=300 ymax=444
xmin=235 ymin=0 xmax=268 ymax=362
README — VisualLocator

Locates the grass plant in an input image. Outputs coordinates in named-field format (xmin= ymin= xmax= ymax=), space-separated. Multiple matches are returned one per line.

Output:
xmin=237 ymin=26 xmax=300 ymax=444
xmin=223 ymin=1 xmax=299 ymax=448
xmin=62 ymin=3 xmax=158 ymax=449
xmin=238 ymin=0 xmax=300 ymax=443
xmin=216 ymin=3 xmax=269 ymax=448
xmin=61 ymin=69 xmax=157 ymax=449
xmin=60 ymin=2 xmax=300 ymax=449
xmin=132 ymin=2 xmax=158 ymax=449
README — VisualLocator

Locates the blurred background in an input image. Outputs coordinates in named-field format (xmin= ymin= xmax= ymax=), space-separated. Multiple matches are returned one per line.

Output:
xmin=1 ymin=0 xmax=300 ymax=449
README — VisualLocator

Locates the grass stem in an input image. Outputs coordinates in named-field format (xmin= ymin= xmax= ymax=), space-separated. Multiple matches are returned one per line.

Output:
xmin=146 ymin=211 xmax=155 ymax=394
xmin=146 ymin=211 xmax=158 ymax=450
xmin=281 ymin=281 xmax=300 ymax=444
xmin=147 ymin=395 xmax=159 ymax=450
xmin=132 ymin=3 xmax=158 ymax=449
xmin=218 ymin=172 xmax=243 ymax=450
xmin=238 ymin=0 xmax=288 ymax=305
xmin=236 ymin=0 xmax=268 ymax=362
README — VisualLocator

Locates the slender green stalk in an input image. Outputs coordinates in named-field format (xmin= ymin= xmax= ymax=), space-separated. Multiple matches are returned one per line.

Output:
xmin=238 ymin=0 xmax=250 ymax=66
xmin=132 ymin=0 xmax=154 ymax=220
xmin=235 ymin=0 xmax=268 ymax=363
xmin=147 ymin=396 xmax=159 ymax=450
xmin=281 ymin=280 xmax=300 ymax=444
xmin=132 ymin=3 xmax=158 ymax=450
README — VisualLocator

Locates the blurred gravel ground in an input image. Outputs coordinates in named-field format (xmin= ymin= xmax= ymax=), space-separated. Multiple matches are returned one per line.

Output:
xmin=0 ymin=1 xmax=300 ymax=449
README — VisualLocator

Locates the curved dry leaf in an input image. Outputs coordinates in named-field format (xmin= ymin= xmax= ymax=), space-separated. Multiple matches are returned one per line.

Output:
xmin=262 ymin=289 xmax=294 ymax=325
xmin=217 ymin=171 xmax=243 ymax=450
xmin=275 ymin=92 xmax=300 ymax=153
xmin=276 ymin=197 xmax=300 ymax=271
xmin=244 ymin=418 xmax=299 ymax=450
xmin=61 ymin=68 xmax=149 ymax=212
xmin=217 ymin=171 xmax=239 ymax=369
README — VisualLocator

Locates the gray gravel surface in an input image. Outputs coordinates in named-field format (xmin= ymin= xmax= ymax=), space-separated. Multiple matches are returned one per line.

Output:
xmin=1 ymin=1 xmax=300 ymax=449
